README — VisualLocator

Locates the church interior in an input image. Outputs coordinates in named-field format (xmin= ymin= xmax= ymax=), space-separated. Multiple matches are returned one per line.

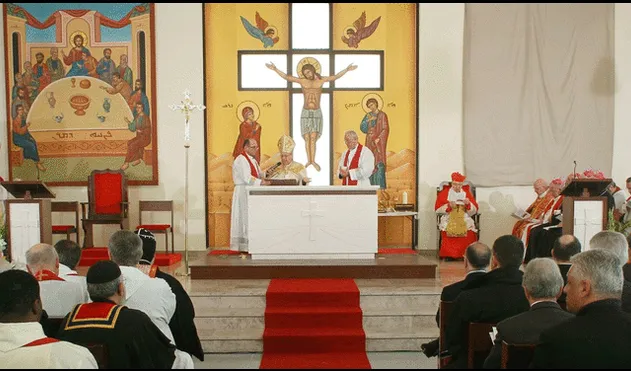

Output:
xmin=1 ymin=3 xmax=631 ymax=369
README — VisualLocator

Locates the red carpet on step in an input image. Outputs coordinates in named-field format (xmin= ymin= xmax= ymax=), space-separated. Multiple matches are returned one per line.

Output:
xmin=260 ymin=278 xmax=371 ymax=369
xmin=77 ymin=248 xmax=181 ymax=267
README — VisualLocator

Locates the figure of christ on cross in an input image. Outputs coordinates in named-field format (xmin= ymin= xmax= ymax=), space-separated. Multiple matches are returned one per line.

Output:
xmin=265 ymin=61 xmax=358 ymax=172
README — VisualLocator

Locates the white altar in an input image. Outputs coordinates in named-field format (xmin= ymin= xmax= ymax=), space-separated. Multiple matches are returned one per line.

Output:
xmin=247 ymin=185 xmax=379 ymax=260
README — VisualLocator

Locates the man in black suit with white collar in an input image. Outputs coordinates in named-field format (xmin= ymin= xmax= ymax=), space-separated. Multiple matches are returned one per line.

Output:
xmin=483 ymin=258 xmax=574 ymax=368
xmin=421 ymin=242 xmax=491 ymax=357
xmin=532 ymin=249 xmax=631 ymax=368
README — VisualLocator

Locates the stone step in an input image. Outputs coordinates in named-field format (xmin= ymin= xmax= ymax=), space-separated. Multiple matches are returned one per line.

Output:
xmin=360 ymin=294 xmax=440 ymax=315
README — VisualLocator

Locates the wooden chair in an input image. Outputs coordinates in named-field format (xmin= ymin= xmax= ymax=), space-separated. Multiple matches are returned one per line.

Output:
xmin=81 ymin=169 xmax=129 ymax=248
xmin=438 ymin=300 xmax=455 ymax=368
xmin=52 ymin=201 xmax=80 ymax=242
xmin=501 ymin=341 xmax=536 ymax=369
xmin=81 ymin=343 xmax=108 ymax=369
xmin=436 ymin=180 xmax=481 ymax=250
xmin=467 ymin=322 xmax=496 ymax=369
xmin=136 ymin=200 xmax=174 ymax=254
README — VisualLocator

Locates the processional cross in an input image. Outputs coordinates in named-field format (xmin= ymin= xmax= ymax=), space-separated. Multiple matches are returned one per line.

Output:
xmin=169 ymin=90 xmax=206 ymax=275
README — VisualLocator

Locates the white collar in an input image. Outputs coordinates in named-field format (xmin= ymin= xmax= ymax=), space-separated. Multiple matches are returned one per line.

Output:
xmin=0 ymin=322 xmax=46 ymax=352
xmin=466 ymin=269 xmax=486 ymax=276
xmin=58 ymin=264 xmax=77 ymax=276
xmin=538 ymin=189 xmax=549 ymax=198
xmin=530 ymin=299 xmax=557 ymax=307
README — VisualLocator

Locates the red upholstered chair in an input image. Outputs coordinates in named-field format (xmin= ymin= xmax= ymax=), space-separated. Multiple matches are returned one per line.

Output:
xmin=435 ymin=180 xmax=481 ymax=250
xmin=81 ymin=169 xmax=129 ymax=248
xmin=136 ymin=200 xmax=175 ymax=254
xmin=52 ymin=201 xmax=80 ymax=242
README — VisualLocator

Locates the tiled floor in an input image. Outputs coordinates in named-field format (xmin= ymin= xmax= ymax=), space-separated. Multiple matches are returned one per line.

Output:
xmin=193 ymin=352 xmax=436 ymax=369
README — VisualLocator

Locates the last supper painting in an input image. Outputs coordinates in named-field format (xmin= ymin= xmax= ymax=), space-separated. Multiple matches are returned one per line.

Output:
xmin=3 ymin=3 xmax=157 ymax=185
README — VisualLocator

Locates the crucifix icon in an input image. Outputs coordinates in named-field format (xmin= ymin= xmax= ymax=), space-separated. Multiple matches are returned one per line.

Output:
xmin=169 ymin=90 xmax=206 ymax=276
xmin=301 ymin=200 xmax=324 ymax=241
xmin=575 ymin=206 xmax=602 ymax=247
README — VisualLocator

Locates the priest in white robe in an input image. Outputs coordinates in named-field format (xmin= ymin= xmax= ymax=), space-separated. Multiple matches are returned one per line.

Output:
xmin=54 ymin=240 xmax=89 ymax=303
xmin=267 ymin=135 xmax=310 ymax=185
xmin=230 ymin=138 xmax=270 ymax=252
xmin=25 ymin=244 xmax=85 ymax=318
xmin=108 ymin=230 xmax=194 ymax=369
xmin=337 ymin=130 xmax=375 ymax=187
xmin=0 ymin=270 xmax=97 ymax=369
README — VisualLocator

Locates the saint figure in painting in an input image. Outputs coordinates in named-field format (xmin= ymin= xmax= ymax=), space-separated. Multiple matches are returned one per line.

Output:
xmin=232 ymin=104 xmax=262 ymax=163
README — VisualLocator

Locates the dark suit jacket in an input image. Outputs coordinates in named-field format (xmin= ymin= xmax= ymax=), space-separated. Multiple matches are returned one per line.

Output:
xmin=532 ymin=299 xmax=631 ymax=368
xmin=556 ymin=263 xmax=571 ymax=306
xmin=436 ymin=270 xmax=487 ymax=326
xmin=624 ymin=263 xmax=631 ymax=282
xmin=155 ymin=268 xmax=204 ymax=361
xmin=445 ymin=267 xmax=530 ymax=368
xmin=622 ymin=280 xmax=631 ymax=313
xmin=483 ymin=301 xmax=574 ymax=369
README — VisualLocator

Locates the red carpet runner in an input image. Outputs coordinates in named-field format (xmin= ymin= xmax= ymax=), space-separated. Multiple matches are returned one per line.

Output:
xmin=260 ymin=278 xmax=371 ymax=369
xmin=77 ymin=248 xmax=181 ymax=267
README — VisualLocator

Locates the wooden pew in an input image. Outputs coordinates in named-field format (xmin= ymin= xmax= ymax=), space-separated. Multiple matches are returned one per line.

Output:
xmin=467 ymin=322 xmax=496 ymax=368
xmin=438 ymin=301 xmax=454 ymax=368
xmin=501 ymin=341 xmax=536 ymax=369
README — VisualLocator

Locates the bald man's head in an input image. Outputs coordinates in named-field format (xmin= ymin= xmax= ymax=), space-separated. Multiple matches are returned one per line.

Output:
xmin=25 ymin=244 xmax=59 ymax=274
xmin=533 ymin=178 xmax=548 ymax=195
xmin=465 ymin=242 xmax=492 ymax=270
xmin=552 ymin=235 xmax=581 ymax=262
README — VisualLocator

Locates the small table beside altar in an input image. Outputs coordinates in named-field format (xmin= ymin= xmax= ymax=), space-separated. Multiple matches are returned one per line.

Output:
xmin=247 ymin=185 xmax=379 ymax=260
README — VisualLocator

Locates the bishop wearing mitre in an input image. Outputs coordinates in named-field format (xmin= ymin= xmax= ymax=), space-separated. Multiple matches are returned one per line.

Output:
xmin=230 ymin=139 xmax=269 ymax=253
xmin=435 ymin=172 xmax=479 ymax=260
xmin=267 ymin=135 xmax=310 ymax=185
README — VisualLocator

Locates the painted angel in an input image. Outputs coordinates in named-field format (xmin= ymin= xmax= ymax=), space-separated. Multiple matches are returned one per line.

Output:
xmin=342 ymin=11 xmax=382 ymax=48
xmin=240 ymin=12 xmax=279 ymax=48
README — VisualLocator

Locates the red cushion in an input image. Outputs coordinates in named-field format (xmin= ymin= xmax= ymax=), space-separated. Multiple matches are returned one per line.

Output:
xmin=93 ymin=172 xmax=123 ymax=214
xmin=137 ymin=224 xmax=171 ymax=230
xmin=52 ymin=225 xmax=76 ymax=232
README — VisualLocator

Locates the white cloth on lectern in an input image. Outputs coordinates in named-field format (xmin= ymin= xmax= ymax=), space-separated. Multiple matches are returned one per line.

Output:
xmin=336 ymin=145 xmax=375 ymax=187
xmin=230 ymin=154 xmax=264 ymax=252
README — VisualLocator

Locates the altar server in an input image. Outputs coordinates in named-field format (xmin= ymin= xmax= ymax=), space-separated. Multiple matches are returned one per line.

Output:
xmin=57 ymin=260 xmax=178 ymax=368
xmin=25 ymin=243 xmax=85 ymax=318
xmin=337 ymin=130 xmax=375 ymax=187
xmin=230 ymin=138 xmax=270 ymax=253
xmin=0 ymin=269 xmax=97 ymax=369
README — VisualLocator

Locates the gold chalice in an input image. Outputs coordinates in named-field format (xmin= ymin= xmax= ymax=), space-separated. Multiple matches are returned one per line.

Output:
xmin=69 ymin=94 xmax=91 ymax=116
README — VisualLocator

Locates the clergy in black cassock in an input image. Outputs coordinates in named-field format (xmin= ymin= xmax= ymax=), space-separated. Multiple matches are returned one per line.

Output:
xmin=136 ymin=228 xmax=205 ymax=361
xmin=57 ymin=260 xmax=176 ymax=369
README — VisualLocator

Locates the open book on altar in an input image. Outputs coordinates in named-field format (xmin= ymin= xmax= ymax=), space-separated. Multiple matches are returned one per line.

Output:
xmin=512 ymin=208 xmax=531 ymax=220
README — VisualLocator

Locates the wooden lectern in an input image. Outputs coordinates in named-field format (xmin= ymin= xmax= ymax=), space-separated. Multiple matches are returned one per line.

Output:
xmin=1 ymin=181 xmax=55 ymax=264
xmin=561 ymin=178 xmax=611 ymax=248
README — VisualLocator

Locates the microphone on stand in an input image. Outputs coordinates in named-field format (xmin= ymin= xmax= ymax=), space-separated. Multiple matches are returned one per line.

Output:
xmin=573 ymin=160 xmax=577 ymax=177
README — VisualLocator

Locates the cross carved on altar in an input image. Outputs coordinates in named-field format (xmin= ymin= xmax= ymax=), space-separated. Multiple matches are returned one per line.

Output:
xmin=302 ymin=200 xmax=324 ymax=241
xmin=168 ymin=89 xmax=206 ymax=144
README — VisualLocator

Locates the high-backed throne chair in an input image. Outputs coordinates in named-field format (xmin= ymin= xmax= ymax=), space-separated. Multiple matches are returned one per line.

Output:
xmin=435 ymin=180 xmax=481 ymax=251
xmin=82 ymin=169 xmax=129 ymax=248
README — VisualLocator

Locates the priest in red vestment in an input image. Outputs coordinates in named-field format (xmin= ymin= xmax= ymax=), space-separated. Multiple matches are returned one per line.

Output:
xmin=435 ymin=172 xmax=479 ymax=260
xmin=512 ymin=178 xmax=553 ymax=238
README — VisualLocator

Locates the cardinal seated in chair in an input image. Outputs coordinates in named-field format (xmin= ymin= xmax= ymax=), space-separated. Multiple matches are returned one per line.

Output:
xmin=435 ymin=172 xmax=479 ymax=259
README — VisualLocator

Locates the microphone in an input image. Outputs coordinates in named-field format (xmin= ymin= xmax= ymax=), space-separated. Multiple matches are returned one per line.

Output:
xmin=573 ymin=161 xmax=577 ymax=177
xmin=267 ymin=162 xmax=282 ymax=175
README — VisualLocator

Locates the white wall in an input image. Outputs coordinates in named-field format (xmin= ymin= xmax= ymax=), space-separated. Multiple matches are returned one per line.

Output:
xmin=0 ymin=3 xmax=207 ymax=251
xmin=1 ymin=3 xmax=628 ymax=252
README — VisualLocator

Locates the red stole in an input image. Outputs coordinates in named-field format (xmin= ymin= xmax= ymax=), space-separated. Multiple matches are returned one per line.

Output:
xmin=23 ymin=337 xmax=60 ymax=347
xmin=136 ymin=264 xmax=158 ymax=278
xmin=34 ymin=270 xmax=65 ymax=282
xmin=241 ymin=151 xmax=259 ymax=178
xmin=342 ymin=144 xmax=363 ymax=186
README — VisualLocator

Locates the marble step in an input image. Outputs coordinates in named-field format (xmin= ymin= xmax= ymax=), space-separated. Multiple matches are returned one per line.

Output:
xmin=195 ymin=313 xmax=439 ymax=341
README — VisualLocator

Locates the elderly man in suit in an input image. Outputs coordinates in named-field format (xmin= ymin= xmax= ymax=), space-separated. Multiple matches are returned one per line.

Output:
xmin=444 ymin=235 xmax=530 ymax=368
xmin=532 ymin=250 xmax=631 ymax=368
xmin=421 ymin=242 xmax=491 ymax=357
xmin=589 ymin=230 xmax=631 ymax=312
xmin=483 ymin=258 xmax=574 ymax=368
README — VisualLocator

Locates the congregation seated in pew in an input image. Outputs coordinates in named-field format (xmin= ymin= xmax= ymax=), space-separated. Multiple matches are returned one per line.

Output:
xmin=56 ymin=260 xmax=178 ymax=368
xmin=0 ymin=270 xmax=97 ymax=369
xmin=483 ymin=258 xmax=574 ymax=369
xmin=588 ymin=231 xmax=631 ymax=313
xmin=54 ymin=239 xmax=89 ymax=302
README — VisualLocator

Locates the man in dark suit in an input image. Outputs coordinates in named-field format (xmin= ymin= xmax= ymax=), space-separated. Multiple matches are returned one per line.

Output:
xmin=550 ymin=234 xmax=581 ymax=307
xmin=589 ymin=230 xmax=631 ymax=312
xmin=532 ymin=250 xmax=631 ymax=368
xmin=483 ymin=258 xmax=574 ymax=368
xmin=421 ymin=242 xmax=491 ymax=357
xmin=444 ymin=235 xmax=530 ymax=369
xmin=624 ymin=234 xmax=631 ymax=282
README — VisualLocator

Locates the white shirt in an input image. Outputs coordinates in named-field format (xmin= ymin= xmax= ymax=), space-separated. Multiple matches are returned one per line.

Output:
xmin=337 ymin=145 xmax=375 ymax=187
xmin=119 ymin=266 xmax=176 ymax=344
xmin=38 ymin=278 xmax=86 ymax=318
xmin=0 ymin=322 xmax=97 ymax=369
xmin=58 ymin=264 xmax=90 ymax=303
